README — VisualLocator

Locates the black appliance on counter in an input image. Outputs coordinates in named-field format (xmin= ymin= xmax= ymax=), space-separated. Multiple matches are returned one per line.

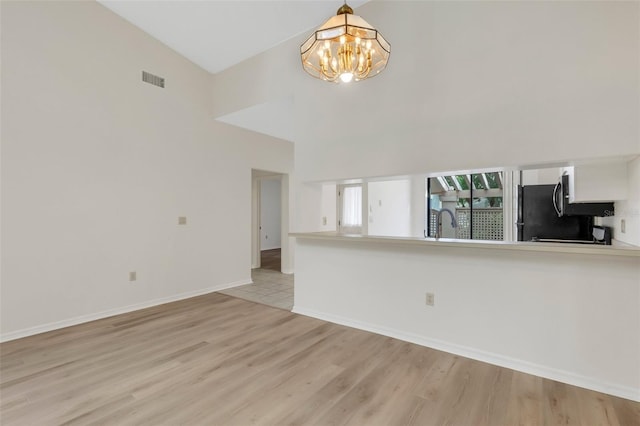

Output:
xmin=518 ymin=184 xmax=594 ymax=242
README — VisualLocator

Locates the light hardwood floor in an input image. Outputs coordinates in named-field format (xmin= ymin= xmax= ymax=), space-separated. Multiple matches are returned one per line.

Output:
xmin=1 ymin=293 xmax=638 ymax=425
xmin=260 ymin=248 xmax=281 ymax=272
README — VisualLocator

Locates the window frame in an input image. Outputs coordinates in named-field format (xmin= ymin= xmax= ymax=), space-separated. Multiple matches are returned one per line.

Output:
xmin=337 ymin=183 xmax=363 ymax=234
xmin=426 ymin=170 xmax=510 ymax=241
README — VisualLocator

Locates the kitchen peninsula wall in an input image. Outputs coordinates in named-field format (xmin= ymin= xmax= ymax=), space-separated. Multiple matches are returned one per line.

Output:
xmin=281 ymin=0 xmax=640 ymax=404
xmin=293 ymin=235 xmax=640 ymax=401
xmin=279 ymin=0 xmax=640 ymax=402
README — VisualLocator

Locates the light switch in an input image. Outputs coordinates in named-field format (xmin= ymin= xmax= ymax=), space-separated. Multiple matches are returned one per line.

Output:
xmin=425 ymin=292 xmax=435 ymax=306
xmin=178 ymin=216 xmax=187 ymax=225
xmin=129 ymin=271 xmax=137 ymax=281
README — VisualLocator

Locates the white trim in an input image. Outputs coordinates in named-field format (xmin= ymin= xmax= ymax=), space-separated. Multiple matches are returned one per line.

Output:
xmin=0 ymin=279 xmax=252 ymax=343
xmin=292 ymin=306 xmax=640 ymax=403
xmin=252 ymin=175 xmax=262 ymax=270
xmin=502 ymin=169 xmax=514 ymax=242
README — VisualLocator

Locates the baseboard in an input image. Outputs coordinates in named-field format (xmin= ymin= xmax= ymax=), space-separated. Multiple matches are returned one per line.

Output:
xmin=280 ymin=269 xmax=294 ymax=275
xmin=292 ymin=306 xmax=640 ymax=403
xmin=0 ymin=278 xmax=252 ymax=343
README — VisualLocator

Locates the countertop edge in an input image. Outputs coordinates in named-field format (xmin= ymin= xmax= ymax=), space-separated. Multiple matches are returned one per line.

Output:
xmin=290 ymin=232 xmax=640 ymax=257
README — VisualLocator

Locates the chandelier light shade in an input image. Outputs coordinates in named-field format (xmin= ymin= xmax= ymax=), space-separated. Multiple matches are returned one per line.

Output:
xmin=300 ymin=2 xmax=390 ymax=83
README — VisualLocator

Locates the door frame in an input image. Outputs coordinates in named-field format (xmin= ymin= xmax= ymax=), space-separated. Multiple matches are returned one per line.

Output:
xmin=251 ymin=170 xmax=291 ymax=273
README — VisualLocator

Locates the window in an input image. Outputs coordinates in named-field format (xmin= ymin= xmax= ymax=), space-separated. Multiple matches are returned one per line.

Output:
xmin=426 ymin=171 xmax=504 ymax=240
xmin=338 ymin=184 xmax=362 ymax=234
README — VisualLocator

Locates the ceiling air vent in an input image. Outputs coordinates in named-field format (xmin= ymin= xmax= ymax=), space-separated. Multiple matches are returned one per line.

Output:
xmin=142 ymin=71 xmax=165 ymax=88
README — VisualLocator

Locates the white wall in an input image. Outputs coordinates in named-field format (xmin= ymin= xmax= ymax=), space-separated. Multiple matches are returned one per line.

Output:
xmin=0 ymin=1 xmax=293 ymax=340
xmin=292 ymin=1 xmax=639 ymax=182
xmin=214 ymin=1 xmax=639 ymax=233
xmin=293 ymin=181 xmax=324 ymax=233
xmin=367 ymin=179 xmax=411 ymax=237
xmin=602 ymin=156 xmax=640 ymax=246
xmin=320 ymin=183 xmax=337 ymax=232
xmin=294 ymin=238 xmax=640 ymax=401
xmin=214 ymin=1 xmax=638 ymax=184
xmin=260 ymin=178 xmax=281 ymax=250
xmin=212 ymin=39 xmax=296 ymax=120
xmin=410 ymin=175 xmax=427 ymax=238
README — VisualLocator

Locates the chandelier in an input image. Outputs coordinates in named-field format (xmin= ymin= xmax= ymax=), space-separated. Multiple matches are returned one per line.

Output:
xmin=300 ymin=2 xmax=390 ymax=83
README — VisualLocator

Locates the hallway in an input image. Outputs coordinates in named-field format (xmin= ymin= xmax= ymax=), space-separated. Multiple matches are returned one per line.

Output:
xmin=260 ymin=248 xmax=281 ymax=272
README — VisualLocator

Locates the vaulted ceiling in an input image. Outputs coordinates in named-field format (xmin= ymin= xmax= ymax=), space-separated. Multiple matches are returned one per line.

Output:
xmin=99 ymin=0 xmax=368 ymax=74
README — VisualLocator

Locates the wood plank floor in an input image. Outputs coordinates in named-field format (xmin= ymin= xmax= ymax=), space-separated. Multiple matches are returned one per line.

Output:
xmin=1 ymin=293 xmax=638 ymax=425
xmin=260 ymin=248 xmax=281 ymax=272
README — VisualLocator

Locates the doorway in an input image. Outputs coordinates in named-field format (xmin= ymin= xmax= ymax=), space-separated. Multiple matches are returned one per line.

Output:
xmin=221 ymin=169 xmax=293 ymax=311
xmin=250 ymin=169 xmax=291 ymax=273
xmin=259 ymin=177 xmax=282 ymax=271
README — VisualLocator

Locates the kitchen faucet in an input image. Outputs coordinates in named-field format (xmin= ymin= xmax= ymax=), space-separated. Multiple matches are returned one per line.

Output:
xmin=435 ymin=208 xmax=457 ymax=239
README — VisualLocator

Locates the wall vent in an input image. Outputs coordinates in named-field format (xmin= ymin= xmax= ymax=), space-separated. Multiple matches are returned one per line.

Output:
xmin=142 ymin=71 xmax=165 ymax=88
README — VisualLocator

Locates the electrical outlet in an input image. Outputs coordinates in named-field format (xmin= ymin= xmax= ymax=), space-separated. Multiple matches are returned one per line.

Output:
xmin=621 ymin=219 xmax=626 ymax=233
xmin=322 ymin=216 xmax=327 ymax=226
xmin=178 ymin=216 xmax=187 ymax=225
xmin=425 ymin=292 xmax=435 ymax=306
xmin=129 ymin=271 xmax=137 ymax=281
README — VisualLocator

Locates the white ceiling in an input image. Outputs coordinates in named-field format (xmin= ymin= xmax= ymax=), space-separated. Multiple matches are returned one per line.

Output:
xmin=99 ymin=0 xmax=368 ymax=74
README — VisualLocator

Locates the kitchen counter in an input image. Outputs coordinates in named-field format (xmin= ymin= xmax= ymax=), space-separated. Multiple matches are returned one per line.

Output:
xmin=291 ymin=232 xmax=640 ymax=257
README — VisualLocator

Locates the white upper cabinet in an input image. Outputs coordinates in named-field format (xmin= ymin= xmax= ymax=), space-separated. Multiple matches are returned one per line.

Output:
xmin=561 ymin=162 xmax=628 ymax=203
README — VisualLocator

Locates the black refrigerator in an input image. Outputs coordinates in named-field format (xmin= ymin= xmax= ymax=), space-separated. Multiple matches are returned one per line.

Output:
xmin=517 ymin=184 xmax=592 ymax=242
